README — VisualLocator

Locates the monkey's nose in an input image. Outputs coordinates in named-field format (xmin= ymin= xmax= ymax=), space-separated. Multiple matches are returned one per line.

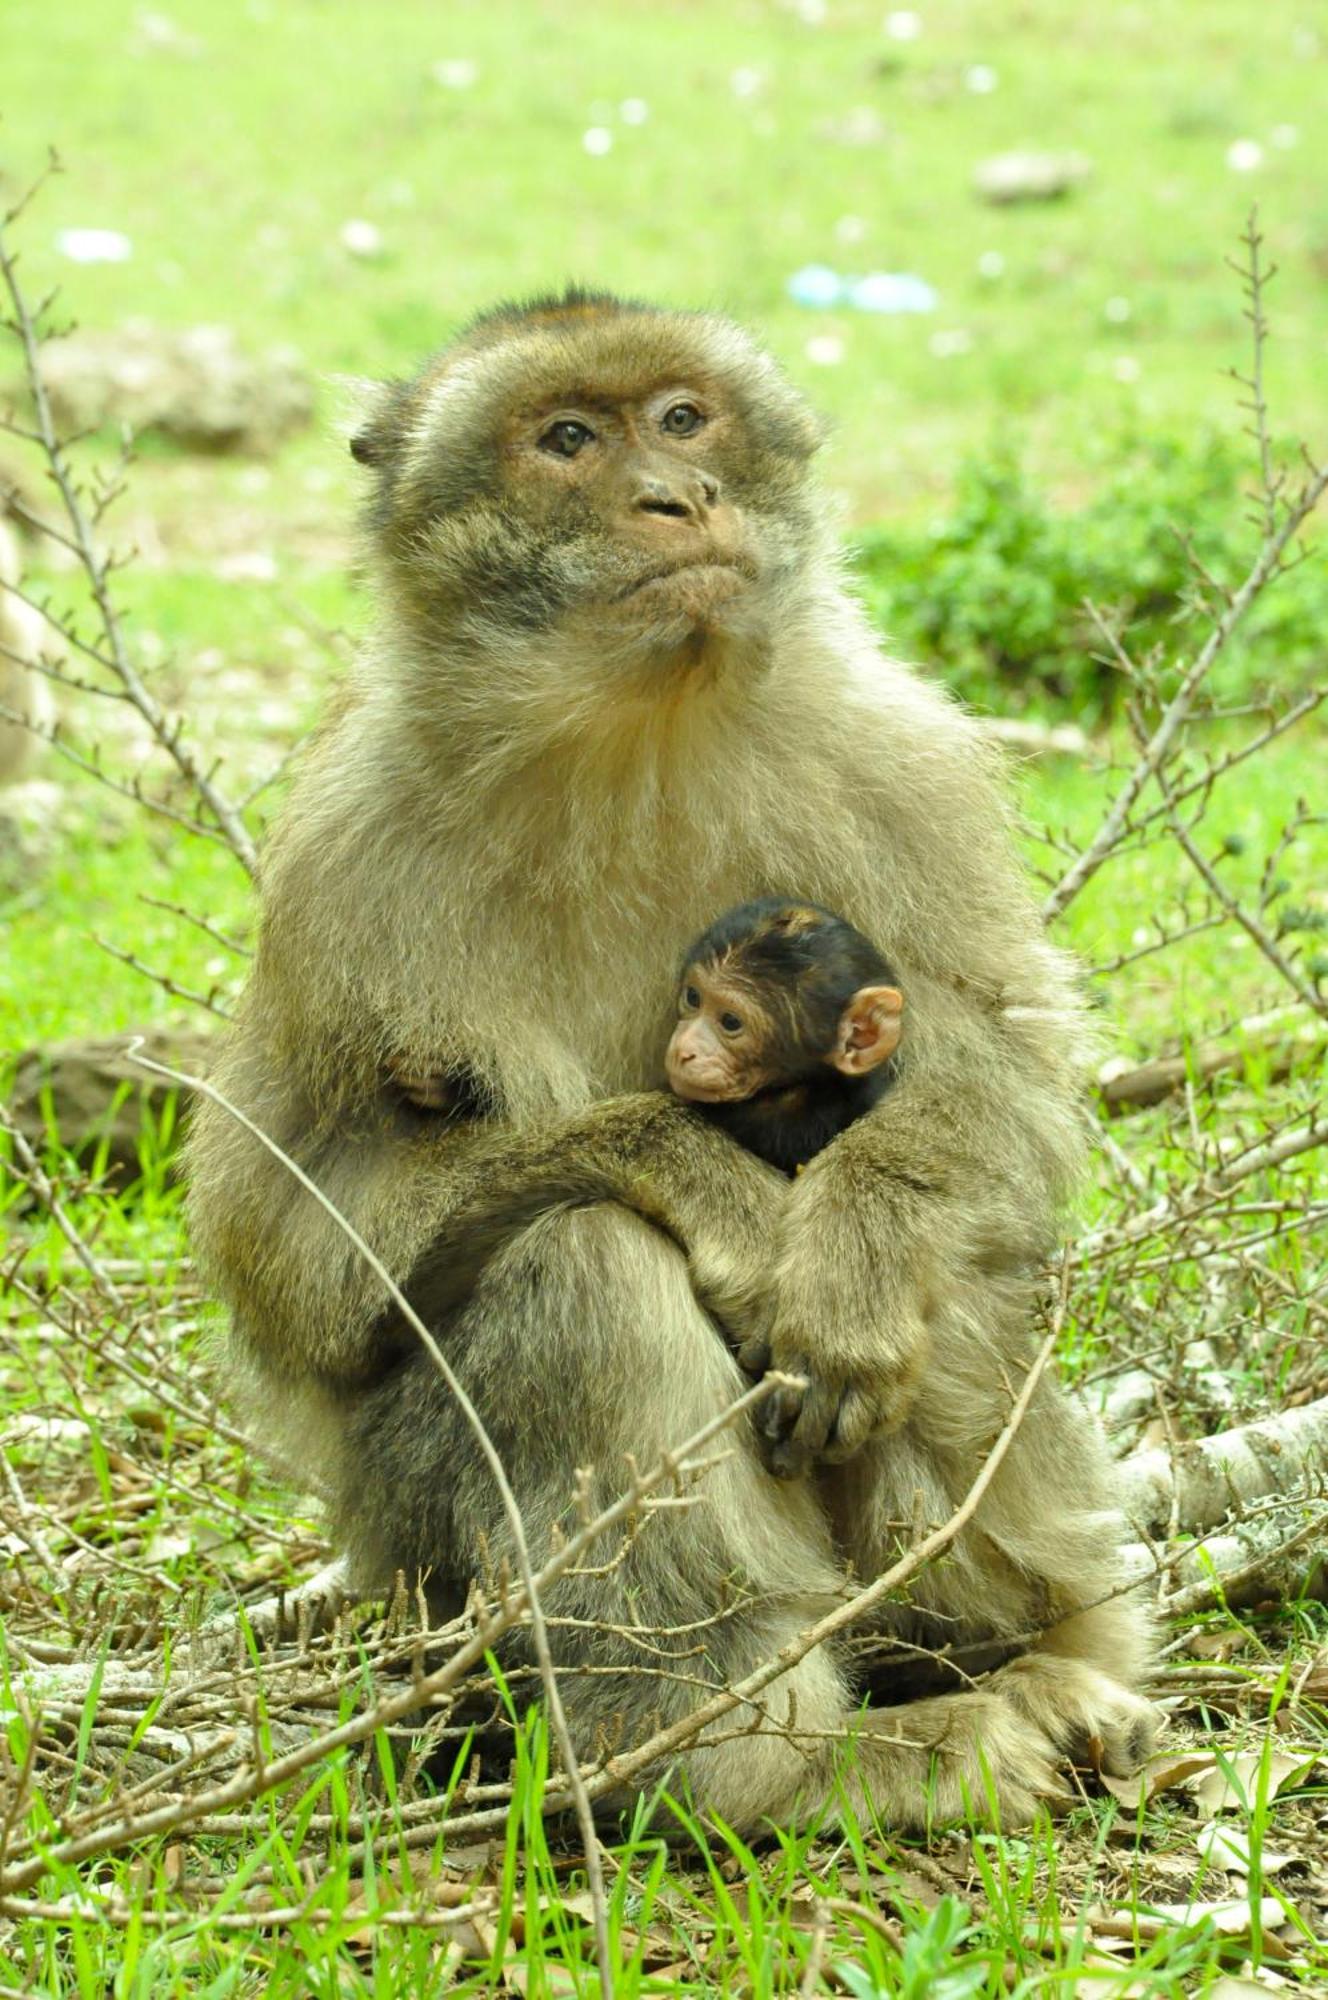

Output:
xmin=634 ymin=471 xmax=719 ymax=523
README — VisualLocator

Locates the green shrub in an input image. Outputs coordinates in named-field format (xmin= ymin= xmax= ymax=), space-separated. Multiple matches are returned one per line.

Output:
xmin=851 ymin=433 xmax=1326 ymax=720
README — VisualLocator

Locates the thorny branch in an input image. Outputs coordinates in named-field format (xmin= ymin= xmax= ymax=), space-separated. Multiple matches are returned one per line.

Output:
xmin=0 ymin=161 xmax=259 ymax=880
xmin=1042 ymin=215 xmax=1327 ymax=927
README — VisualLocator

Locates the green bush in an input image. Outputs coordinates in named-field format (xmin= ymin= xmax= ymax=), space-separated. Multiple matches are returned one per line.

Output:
xmin=851 ymin=433 xmax=1326 ymax=720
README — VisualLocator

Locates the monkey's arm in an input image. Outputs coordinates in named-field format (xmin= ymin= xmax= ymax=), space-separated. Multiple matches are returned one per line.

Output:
xmin=188 ymin=1058 xmax=785 ymax=1385
xmin=400 ymin=1091 xmax=787 ymax=1337
xmin=738 ymin=979 xmax=1083 ymax=1478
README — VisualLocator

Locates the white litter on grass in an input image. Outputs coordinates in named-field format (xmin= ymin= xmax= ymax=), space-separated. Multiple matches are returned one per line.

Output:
xmin=56 ymin=228 xmax=132 ymax=264
xmin=883 ymin=10 xmax=922 ymax=40
xmin=432 ymin=58 xmax=478 ymax=89
xmin=1226 ymin=138 xmax=1264 ymax=173
xmin=850 ymin=271 xmax=936 ymax=313
xmin=805 ymin=334 xmax=845 ymax=366
xmin=620 ymin=97 xmax=649 ymax=125
xmin=929 ymin=328 xmax=972 ymax=357
xmin=1270 ymin=123 xmax=1299 ymax=149
xmin=964 ymin=64 xmax=998 ymax=93
xmin=787 ymin=264 xmax=842 ymax=308
xmin=834 ymin=214 xmax=867 ymax=245
xmin=1104 ymin=295 xmax=1131 ymax=323
xmin=215 ymin=551 xmax=278 ymax=583
xmin=977 ymin=250 xmax=1005 ymax=278
xmin=1113 ymin=356 xmax=1141 ymax=382
xmin=340 ymin=219 xmax=383 ymax=258
xmin=786 ymin=266 xmax=937 ymax=314
xmin=730 ymin=66 xmax=764 ymax=98
xmin=582 ymin=127 xmax=613 ymax=156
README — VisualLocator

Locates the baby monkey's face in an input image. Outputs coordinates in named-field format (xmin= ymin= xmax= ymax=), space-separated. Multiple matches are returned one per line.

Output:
xmin=665 ymin=950 xmax=904 ymax=1106
xmin=665 ymin=963 xmax=776 ymax=1104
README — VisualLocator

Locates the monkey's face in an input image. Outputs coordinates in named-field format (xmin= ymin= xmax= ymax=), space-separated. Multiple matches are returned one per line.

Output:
xmin=666 ymin=964 xmax=784 ymax=1103
xmin=351 ymin=296 xmax=825 ymax=666
xmin=666 ymin=926 xmax=906 ymax=1104
xmin=500 ymin=383 xmax=757 ymax=636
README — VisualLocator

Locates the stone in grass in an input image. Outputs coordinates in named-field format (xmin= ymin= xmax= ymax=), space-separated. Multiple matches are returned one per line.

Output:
xmin=7 ymin=1024 xmax=217 ymax=1181
xmin=36 ymin=321 xmax=314 ymax=455
xmin=972 ymin=150 xmax=1092 ymax=204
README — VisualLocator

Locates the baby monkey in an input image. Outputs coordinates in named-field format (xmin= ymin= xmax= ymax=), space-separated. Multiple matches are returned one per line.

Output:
xmin=665 ymin=900 xmax=904 ymax=1174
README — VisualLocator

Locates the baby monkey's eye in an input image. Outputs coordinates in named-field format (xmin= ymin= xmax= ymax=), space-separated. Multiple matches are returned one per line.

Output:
xmin=683 ymin=985 xmax=700 ymax=1010
xmin=540 ymin=420 xmax=595 ymax=458
xmin=720 ymin=1012 xmax=743 ymax=1034
xmin=662 ymin=402 xmax=704 ymax=437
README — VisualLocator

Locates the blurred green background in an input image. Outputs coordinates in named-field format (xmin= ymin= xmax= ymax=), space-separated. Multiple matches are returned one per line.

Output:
xmin=6 ymin=0 xmax=1327 ymax=516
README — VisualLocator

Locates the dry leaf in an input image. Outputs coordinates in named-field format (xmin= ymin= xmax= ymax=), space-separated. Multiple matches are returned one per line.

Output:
xmin=1293 ymin=1648 xmax=1328 ymax=1702
xmin=1196 ymin=1823 xmax=1294 ymax=1875
xmin=1209 ymin=1978 xmax=1291 ymax=1997
xmin=1193 ymin=1745 xmax=1317 ymax=1815
xmin=506 ymin=1968 xmax=579 ymax=1996
xmin=1100 ymin=1749 xmax=1218 ymax=1807
xmin=1087 ymin=1897 xmax=1283 ymax=1941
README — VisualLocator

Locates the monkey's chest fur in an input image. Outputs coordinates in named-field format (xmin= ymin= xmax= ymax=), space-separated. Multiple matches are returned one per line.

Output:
xmin=400 ymin=753 xmax=899 ymax=1126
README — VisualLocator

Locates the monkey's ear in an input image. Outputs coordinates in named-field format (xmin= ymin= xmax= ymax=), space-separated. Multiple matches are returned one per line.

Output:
xmin=334 ymin=376 xmax=411 ymax=468
xmin=828 ymin=985 xmax=903 ymax=1077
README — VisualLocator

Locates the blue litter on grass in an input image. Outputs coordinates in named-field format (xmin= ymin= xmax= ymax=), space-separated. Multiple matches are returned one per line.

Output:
xmin=786 ymin=265 xmax=937 ymax=313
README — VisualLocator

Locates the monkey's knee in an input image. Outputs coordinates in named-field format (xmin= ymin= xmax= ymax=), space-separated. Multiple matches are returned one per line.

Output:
xmin=472 ymin=1200 xmax=747 ymax=1432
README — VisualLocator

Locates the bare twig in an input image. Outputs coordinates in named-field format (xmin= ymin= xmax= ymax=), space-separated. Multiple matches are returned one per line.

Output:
xmin=0 ymin=183 xmax=259 ymax=878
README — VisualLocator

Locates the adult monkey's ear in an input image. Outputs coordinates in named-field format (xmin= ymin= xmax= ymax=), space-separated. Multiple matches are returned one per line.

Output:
xmin=335 ymin=377 xmax=411 ymax=467
xmin=828 ymin=985 xmax=904 ymax=1077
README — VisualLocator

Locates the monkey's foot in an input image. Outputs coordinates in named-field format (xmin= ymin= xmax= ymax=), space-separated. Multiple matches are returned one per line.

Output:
xmin=998 ymin=1653 xmax=1160 ymax=1778
xmin=836 ymin=1690 xmax=1070 ymax=1833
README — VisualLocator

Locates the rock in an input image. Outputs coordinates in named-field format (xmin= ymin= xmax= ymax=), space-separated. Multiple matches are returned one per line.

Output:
xmin=0 ymin=777 xmax=64 ymax=884
xmin=815 ymin=106 xmax=891 ymax=148
xmin=7 ymin=1025 xmax=216 ymax=1180
xmin=0 ymin=518 xmax=59 ymax=785
xmin=972 ymin=151 xmax=1091 ymax=204
xmin=36 ymin=322 xmax=314 ymax=455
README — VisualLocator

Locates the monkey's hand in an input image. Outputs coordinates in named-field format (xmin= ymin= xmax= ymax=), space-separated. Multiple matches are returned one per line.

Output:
xmin=390 ymin=1065 xmax=454 ymax=1112
xmin=736 ymin=1147 xmax=939 ymax=1479
xmin=629 ymin=1111 xmax=789 ymax=1349
xmin=404 ymin=1093 xmax=787 ymax=1343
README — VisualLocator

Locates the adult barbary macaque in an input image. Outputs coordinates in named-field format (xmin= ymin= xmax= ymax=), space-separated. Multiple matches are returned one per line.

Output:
xmin=666 ymin=898 xmax=904 ymax=1175
xmin=188 ymin=290 xmax=1155 ymax=1831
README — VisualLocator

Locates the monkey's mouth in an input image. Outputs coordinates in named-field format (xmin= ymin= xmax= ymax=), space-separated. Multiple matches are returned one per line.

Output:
xmin=670 ymin=1071 xmax=775 ymax=1104
xmin=617 ymin=559 xmax=752 ymax=604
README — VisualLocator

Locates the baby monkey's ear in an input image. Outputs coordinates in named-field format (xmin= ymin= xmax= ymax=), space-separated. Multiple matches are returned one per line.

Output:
xmin=828 ymin=985 xmax=904 ymax=1077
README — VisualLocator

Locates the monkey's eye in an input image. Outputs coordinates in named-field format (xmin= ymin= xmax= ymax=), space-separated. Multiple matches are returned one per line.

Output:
xmin=683 ymin=985 xmax=700 ymax=1010
xmin=540 ymin=420 xmax=595 ymax=458
xmin=662 ymin=402 xmax=704 ymax=437
xmin=720 ymin=1012 xmax=743 ymax=1034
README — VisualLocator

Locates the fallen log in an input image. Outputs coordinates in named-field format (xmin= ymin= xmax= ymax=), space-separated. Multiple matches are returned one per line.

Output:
xmin=6 ymin=1023 xmax=216 ymax=1178
xmin=1098 ymin=1003 xmax=1326 ymax=1113
xmin=1118 ymin=1396 xmax=1328 ymax=1536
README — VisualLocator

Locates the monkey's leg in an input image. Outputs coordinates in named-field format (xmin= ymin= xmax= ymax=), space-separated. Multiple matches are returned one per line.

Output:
xmin=825 ymin=1366 xmax=1158 ymax=1799
xmin=330 ymin=1205 xmax=1090 ymax=1835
